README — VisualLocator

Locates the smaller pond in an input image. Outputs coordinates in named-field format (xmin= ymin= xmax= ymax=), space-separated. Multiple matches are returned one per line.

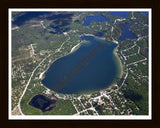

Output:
xmin=140 ymin=11 xmax=148 ymax=15
xmin=145 ymin=48 xmax=148 ymax=53
xmin=118 ymin=23 xmax=137 ymax=41
xmin=108 ymin=11 xmax=130 ymax=18
xmin=29 ymin=94 xmax=58 ymax=112
xmin=83 ymin=14 xmax=110 ymax=26
xmin=50 ymin=25 xmax=59 ymax=30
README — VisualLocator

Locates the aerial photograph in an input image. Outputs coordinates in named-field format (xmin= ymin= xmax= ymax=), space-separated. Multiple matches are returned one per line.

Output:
xmin=9 ymin=9 xmax=151 ymax=119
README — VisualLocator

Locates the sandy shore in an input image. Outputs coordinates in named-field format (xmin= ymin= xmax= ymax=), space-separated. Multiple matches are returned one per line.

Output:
xmin=113 ymin=46 xmax=123 ymax=78
xmin=39 ymin=71 xmax=45 ymax=80
xmin=70 ymin=43 xmax=81 ymax=53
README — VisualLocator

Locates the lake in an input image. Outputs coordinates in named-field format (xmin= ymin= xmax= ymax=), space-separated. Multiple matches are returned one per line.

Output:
xmin=108 ymin=11 xmax=130 ymax=18
xmin=13 ymin=12 xmax=52 ymax=26
xmin=42 ymin=36 xmax=122 ymax=94
xmin=140 ymin=11 xmax=148 ymax=15
xmin=118 ymin=23 xmax=137 ymax=40
xmin=83 ymin=14 xmax=110 ymax=26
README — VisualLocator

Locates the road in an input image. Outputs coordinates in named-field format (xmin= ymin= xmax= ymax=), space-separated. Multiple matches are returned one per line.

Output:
xmin=31 ymin=44 xmax=34 ymax=55
xmin=30 ymin=44 xmax=35 ymax=57
xmin=17 ymin=16 xmax=147 ymax=116
xmin=56 ymin=36 xmax=70 ymax=52
xmin=74 ymin=98 xmax=99 ymax=115
xmin=74 ymin=17 xmax=148 ymax=115
xmin=40 ymin=21 xmax=46 ymax=29
xmin=127 ymin=58 xmax=147 ymax=66
xmin=18 ymin=54 xmax=50 ymax=115
xmin=17 ymin=35 xmax=71 ymax=115
xmin=71 ymin=101 xmax=79 ymax=113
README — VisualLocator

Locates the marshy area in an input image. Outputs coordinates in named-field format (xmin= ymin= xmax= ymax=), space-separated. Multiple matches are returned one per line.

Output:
xmin=29 ymin=94 xmax=58 ymax=113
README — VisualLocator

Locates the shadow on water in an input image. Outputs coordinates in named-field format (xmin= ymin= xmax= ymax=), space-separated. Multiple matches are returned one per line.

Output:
xmin=48 ymin=13 xmax=73 ymax=34
xmin=29 ymin=94 xmax=58 ymax=113
xmin=13 ymin=12 xmax=73 ymax=34
xmin=46 ymin=13 xmax=73 ymax=20
xmin=13 ymin=12 xmax=52 ymax=26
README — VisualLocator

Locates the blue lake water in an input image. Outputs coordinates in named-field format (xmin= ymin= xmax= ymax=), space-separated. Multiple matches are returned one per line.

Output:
xmin=50 ymin=26 xmax=59 ymax=30
xmin=108 ymin=11 xmax=130 ymax=18
xmin=83 ymin=14 xmax=110 ymax=26
xmin=118 ymin=23 xmax=137 ymax=41
xmin=145 ymin=48 xmax=148 ymax=53
xmin=13 ymin=12 xmax=52 ymax=26
xmin=140 ymin=11 xmax=148 ymax=15
xmin=42 ymin=36 xmax=122 ymax=94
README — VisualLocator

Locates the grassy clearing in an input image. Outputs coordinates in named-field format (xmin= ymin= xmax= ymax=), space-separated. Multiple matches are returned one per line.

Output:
xmin=44 ymin=99 xmax=77 ymax=115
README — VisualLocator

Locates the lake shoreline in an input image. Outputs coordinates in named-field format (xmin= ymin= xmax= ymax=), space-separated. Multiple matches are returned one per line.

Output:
xmin=113 ymin=45 xmax=123 ymax=78
xmin=41 ymin=36 xmax=123 ymax=95
xmin=93 ymin=36 xmax=123 ymax=79
xmin=70 ymin=43 xmax=81 ymax=53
